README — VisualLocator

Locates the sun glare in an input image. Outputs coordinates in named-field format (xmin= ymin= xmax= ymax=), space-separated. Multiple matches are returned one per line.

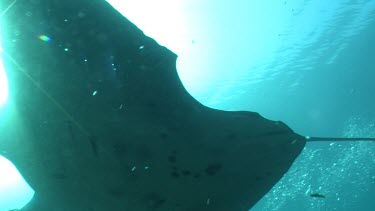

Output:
xmin=0 ymin=27 xmax=9 ymax=107
xmin=106 ymin=0 xmax=191 ymax=54
xmin=0 ymin=55 xmax=9 ymax=108
xmin=0 ymin=156 xmax=34 ymax=211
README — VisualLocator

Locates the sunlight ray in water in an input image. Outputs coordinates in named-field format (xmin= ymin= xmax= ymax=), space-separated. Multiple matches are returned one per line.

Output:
xmin=0 ymin=21 xmax=7 ymax=107
xmin=0 ymin=0 xmax=17 ymax=17
xmin=0 ymin=2 xmax=10 ymax=107
xmin=1 ymin=1 xmax=32 ymax=209
xmin=0 ymin=55 xmax=8 ymax=107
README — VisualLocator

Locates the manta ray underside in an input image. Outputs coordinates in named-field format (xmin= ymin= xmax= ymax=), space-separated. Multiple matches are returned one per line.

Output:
xmin=1 ymin=0 xmax=372 ymax=210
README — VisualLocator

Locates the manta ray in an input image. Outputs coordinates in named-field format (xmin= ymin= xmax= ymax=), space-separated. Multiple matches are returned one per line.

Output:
xmin=0 ymin=0 xmax=374 ymax=210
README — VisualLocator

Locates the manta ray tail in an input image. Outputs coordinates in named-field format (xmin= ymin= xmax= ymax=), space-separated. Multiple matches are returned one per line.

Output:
xmin=307 ymin=137 xmax=375 ymax=142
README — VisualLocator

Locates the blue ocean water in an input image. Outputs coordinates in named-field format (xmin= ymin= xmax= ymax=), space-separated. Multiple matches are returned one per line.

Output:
xmin=0 ymin=0 xmax=374 ymax=210
xmin=189 ymin=1 xmax=375 ymax=210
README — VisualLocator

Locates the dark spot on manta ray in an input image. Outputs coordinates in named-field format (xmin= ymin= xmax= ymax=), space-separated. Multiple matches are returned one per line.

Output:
xmin=160 ymin=132 xmax=168 ymax=139
xmin=171 ymin=171 xmax=180 ymax=178
xmin=255 ymin=176 xmax=263 ymax=181
xmin=205 ymin=163 xmax=223 ymax=176
xmin=170 ymin=168 xmax=192 ymax=177
xmin=193 ymin=173 xmax=201 ymax=178
xmin=168 ymin=155 xmax=177 ymax=163
xmin=181 ymin=170 xmax=191 ymax=176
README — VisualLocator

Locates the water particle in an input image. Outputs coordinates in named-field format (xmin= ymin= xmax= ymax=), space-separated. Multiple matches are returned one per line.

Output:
xmin=131 ymin=166 xmax=136 ymax=171
xmin=139 ymin=46 xmax=144 ymax=49
xmin=92 ymin=90 xmax=98 ymax=96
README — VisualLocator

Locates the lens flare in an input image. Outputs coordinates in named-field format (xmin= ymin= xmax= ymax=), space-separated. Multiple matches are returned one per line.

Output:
xmin=38 ymin=35 xmax=51 ymax=42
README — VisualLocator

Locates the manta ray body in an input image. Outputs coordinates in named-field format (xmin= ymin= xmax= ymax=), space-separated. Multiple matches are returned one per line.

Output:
xmin=0 ymin=0 xmax=373 ymax=210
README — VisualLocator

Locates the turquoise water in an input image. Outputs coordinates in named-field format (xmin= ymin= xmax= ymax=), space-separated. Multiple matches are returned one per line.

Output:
xmin=1 ymin=0 xmax=375 ymax=210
